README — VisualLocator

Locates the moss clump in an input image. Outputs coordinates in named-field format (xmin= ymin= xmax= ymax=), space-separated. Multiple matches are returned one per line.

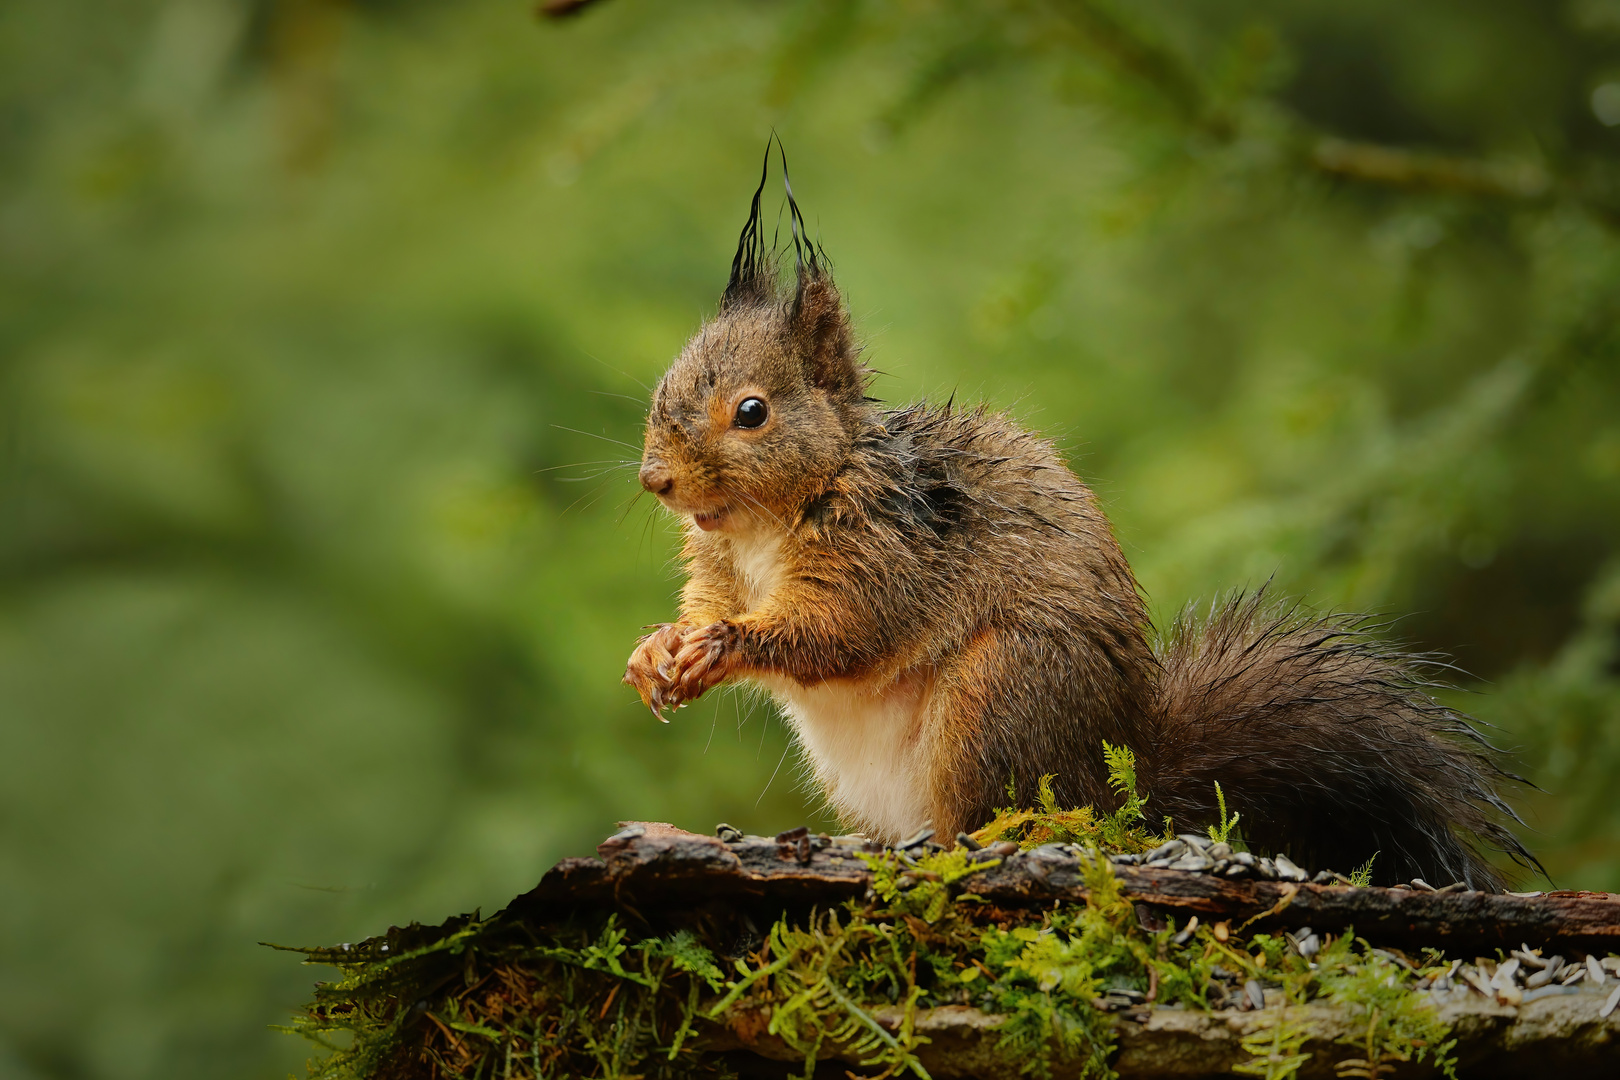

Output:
xmin=280 ymin=747 xmax=1458 ymax=1080
xmin=277 ymin=914 xmax=731 ymax=1079
xmin=969 ymin=741 xmax=1174 ymax=854
xmin=1314 ymin=938 xmax=1458 ymax=1079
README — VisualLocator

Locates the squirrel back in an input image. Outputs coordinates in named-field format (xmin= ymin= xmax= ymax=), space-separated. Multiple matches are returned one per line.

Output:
xmin=624 ymin=152 xmax=1537 ymax=890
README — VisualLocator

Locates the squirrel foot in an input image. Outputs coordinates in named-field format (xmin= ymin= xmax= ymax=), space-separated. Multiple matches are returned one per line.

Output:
xmin=623 ymin=623 xmax=689 ymax=720
xmin=668 ymin=621 xmax=741 ymax=704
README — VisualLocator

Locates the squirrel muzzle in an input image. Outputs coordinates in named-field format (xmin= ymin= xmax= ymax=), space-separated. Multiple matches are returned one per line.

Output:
xmin=638 ymin=459 xmax=673 ymax=496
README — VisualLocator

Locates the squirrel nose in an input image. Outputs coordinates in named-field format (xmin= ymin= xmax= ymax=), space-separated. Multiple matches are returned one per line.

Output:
xmin=639 ymin=461 xmax=674 ymax=496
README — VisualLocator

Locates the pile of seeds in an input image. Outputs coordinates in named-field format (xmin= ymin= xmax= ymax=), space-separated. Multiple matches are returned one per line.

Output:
xmin=1103 ymin=832 xmax=1486 ymax=893
xmin=1429 ymin=947 xmax=1620 ymax=1016
xmin=740 ymin=823 xmax=1477 ymax=892
xmin=1106 ymin=832 xmax=1317 ymax=883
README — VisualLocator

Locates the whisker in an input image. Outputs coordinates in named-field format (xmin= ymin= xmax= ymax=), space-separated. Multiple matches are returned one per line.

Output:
xmin=534 ymin=459 xmax=637 ymax=474
xmin=639 ymin=501 xmax=657 ymax=555
xmin=704 ymin=693 xmax=720 ymax=755
xmin=756 ymin=723 xmax=793 ymax=807
xmin=559 ymin=477 xmax=621 ymax=516
xmin=735 ymin=490 xmax=790 ymax=533
xmin=556 ymin=465 xmax=639 ymax=483
xmin=550 ymin=424 xmax=641 ymax=452
xmin=588 ymin=389 xmax=651 ymax=406
xmin=583 ymin=352 xmax=652 ymax=394
xmin=615 ymin=489 xmax=648 ymax=527
xmin=575 ymin=488 xmax=614 ymax=515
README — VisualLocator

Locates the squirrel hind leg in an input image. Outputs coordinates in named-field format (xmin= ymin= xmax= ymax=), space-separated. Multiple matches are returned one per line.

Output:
xmin=920 ymin=623 xmax=1136 ymax=841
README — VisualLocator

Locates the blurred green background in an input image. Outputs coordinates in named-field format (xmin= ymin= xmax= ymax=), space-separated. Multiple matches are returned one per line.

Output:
xmin=3 ymin=0 xmax=1619 ymax=1076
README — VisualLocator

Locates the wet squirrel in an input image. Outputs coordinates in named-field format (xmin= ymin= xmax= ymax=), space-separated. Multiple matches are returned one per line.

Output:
xmin=623 ymin=153 xmax=1536 ymax=890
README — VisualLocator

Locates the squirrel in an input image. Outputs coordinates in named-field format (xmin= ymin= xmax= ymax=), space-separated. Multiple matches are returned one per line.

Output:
xmin=622 ymin=150 xmax=1538 ymax=891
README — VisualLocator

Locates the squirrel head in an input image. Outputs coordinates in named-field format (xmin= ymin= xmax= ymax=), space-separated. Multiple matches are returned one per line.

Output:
xmin=639 ymin=147 xmax=871 ymax=535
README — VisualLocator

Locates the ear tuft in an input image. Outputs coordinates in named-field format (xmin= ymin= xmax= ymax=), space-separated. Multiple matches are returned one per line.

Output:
xmin=719 ymin=136 xmax=864 ymax=398
xmin=792 ymin=276 xmax=862 ymax=398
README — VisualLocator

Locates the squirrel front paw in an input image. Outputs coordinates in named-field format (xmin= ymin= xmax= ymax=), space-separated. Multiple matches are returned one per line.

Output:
xmin=623 ymin=623 xmax=689 ymax=721
xmin=668 ymin=621 xmax=741 ymax=706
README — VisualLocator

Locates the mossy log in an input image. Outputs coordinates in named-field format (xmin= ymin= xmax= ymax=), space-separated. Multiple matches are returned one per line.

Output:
xmin=520 ymin=823 xmax=1620 ymax=957
xmin=288 ymin=823 xmax=1620 ymax=1079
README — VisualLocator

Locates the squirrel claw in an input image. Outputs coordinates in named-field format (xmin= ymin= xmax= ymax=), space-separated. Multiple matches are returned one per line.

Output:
xmin=624 ymin=623 xmax=690 ymax=721
xmin=668 ymin=621 xmax=740 ymax=702
xmin=625 ymin=621 xmax=739 ymax=713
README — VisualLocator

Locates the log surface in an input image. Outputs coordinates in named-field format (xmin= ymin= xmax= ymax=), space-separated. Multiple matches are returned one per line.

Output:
xmin=706 ymin=990 xmax=1620 ymax=1079
xmin=512 ymin=821 xmax=1620 ymax=955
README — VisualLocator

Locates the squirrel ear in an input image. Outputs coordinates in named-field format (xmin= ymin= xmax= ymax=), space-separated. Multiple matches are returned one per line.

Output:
xmin=792 ymin=276 xmax=861 ymax=398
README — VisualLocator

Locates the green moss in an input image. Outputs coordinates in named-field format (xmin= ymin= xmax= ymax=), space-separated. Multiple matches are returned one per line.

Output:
xmin=1348 ymin=854 xmax=1379 ymax=888
xmin=1206 ymin=781 xmax=1245 ymax=849
xmin=279 ymin=752 xmax=1457 ymax=1080
xmin=969 ymin=742 xmax=1174 ymax=854
xmin=1314 ymin=938 xmax=1458 ymax=1080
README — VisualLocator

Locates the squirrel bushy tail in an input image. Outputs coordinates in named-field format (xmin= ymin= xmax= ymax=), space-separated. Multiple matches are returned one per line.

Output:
xmin=1140 ymin=589 xmax=1540 ymax=890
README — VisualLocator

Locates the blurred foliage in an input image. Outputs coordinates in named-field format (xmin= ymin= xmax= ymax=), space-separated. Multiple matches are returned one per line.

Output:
xmin=1 ymin=1 xmax=1618 ymax=1078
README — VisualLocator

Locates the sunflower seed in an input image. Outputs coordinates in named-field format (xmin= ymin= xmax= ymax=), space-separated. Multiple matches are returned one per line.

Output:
xmin=1029 ymin=844 xmax=1077 ymax=867
xmin=1245 ymin=980 xmax=1266 ymax=1010
xmin=1513 ymin=948 xmax=1546 ymax=968
xmin=898 ymin=825 xmax=935 ymax=849
xmin=1145 ymin=840 xmax=1187 ymax=863
xmin=1273 ymin=854 xmax=1309 ymax=883
xmin=1526 ymin=961 xmax=1561 ymax=989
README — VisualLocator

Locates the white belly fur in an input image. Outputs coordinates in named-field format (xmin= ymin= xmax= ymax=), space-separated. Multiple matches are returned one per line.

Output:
xmin=713 ymin=519 xmax=931 ymax=842
xmin=725 ymin=529 xmax=783 ymax=613
xmin=761 ymin=673 xmax=932 ymax=843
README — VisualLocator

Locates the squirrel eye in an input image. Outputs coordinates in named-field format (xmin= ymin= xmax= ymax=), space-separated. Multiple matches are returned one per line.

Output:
xmin=734 ymin=397 xmax=768 ymax=429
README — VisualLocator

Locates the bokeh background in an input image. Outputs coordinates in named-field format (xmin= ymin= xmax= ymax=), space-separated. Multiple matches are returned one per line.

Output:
xmin=4 ymin=0 xmax=1620 ymax=1076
